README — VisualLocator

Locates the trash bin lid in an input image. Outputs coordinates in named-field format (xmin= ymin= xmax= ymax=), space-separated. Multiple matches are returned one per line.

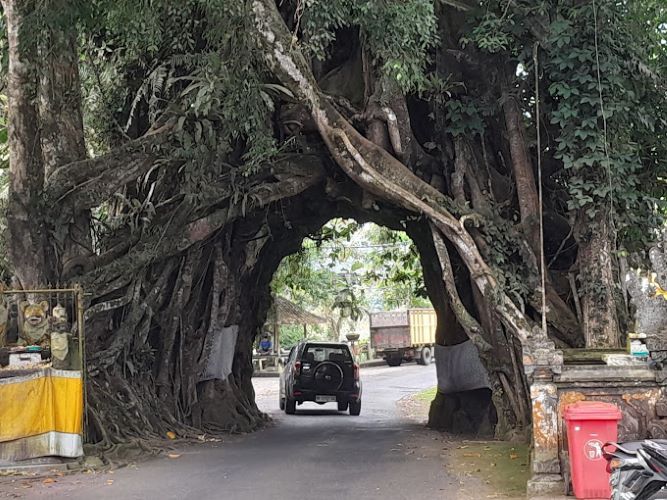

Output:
xmin=564 ymin=401 xmax=622 ymax=421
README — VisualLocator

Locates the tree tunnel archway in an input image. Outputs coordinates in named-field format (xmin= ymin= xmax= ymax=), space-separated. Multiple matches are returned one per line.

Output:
xmin=265 ymin=216 xmax=501 ymax=436
xmin=177 ymin=172 xmax=510 ymax=439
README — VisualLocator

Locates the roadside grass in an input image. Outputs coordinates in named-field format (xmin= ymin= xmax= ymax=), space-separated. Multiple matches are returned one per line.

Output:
xmin=402 ymin=387 xmax=530 ymax=498
xmin=415 ymin=386 xmax=437 ymax=403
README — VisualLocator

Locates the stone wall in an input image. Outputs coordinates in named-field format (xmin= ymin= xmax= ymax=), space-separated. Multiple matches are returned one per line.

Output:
xmin=554 ymin=364 xmax=667 ymax=493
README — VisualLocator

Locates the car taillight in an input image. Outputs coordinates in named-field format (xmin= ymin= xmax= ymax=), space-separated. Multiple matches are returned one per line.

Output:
xmin=293 ymin=361 xmax=301 ymax=375
xmin=353 ymin=363 xmax=360 ymax=380
xmin=607 ymin=458 xmax=622 ymax=473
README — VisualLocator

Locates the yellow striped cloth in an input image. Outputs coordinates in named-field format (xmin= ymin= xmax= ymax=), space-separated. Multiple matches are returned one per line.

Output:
xmin=0 ymin=368 xmax=83 ymax=460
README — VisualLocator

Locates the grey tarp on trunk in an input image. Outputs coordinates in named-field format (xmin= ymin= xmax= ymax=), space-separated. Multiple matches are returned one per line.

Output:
xmin=435 ymin=340 xmax=490 ymax=394
xmin=199 ymin=325 xmax=239 ymax=381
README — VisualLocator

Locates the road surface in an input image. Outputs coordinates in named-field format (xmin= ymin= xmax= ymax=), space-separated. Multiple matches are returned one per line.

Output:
xmin=0 ymin=364 xmax=483 ymax=499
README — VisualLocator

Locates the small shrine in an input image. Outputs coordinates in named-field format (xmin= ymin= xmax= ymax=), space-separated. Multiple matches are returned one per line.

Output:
xmin=0 ymin=287 xmax=85 ymax=466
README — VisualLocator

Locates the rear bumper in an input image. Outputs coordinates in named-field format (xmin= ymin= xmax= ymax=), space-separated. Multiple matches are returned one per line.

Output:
xmin=290 ymin=383 xmax=362 ymax=403
xmin=378 ymin=349 xmax=412 ymax=358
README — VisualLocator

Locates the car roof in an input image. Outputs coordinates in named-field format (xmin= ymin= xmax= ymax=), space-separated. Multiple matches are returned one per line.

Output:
xmin=300 ymin=341 xmax=348 ymax=347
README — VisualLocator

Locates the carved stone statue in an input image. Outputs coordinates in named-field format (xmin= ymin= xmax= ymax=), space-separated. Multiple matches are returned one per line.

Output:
xmin=627 ymin=233 xmax=667 ymax=382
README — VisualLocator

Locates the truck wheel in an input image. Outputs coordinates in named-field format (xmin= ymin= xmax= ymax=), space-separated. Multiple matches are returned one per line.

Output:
xmin=338 ymin=401 xmax=348 ymax=412
xmin=386 ymin=356 xmax=402 ymax=367
xmin=279 ymin=396 xmax=285 ymax=410
xmin=285 ymin=397 xmax=296 ymax=415
xmin=418 ymin=347 xmax=432 ymax=366
xmin=349 ymin=400 xmax=361 ymax=416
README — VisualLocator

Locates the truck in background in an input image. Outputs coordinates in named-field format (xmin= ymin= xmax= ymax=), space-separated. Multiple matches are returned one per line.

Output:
xmin=369 ymin=309 xmax=436 ymax=367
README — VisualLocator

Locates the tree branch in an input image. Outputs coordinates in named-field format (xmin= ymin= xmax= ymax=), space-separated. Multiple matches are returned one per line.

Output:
xmin=80 ymin=156 xmax=326 ymax=289
xmin=44 ymin=130 xmax=172 ymax=210
xmin=438 ymin=0 xmax=475 ymax=11
xmin=431 ymin=226 xmax=493 ymax=353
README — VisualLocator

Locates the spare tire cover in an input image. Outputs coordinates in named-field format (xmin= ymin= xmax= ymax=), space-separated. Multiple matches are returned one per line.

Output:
xmin=314 ymin=361 xmax=343 ymax=391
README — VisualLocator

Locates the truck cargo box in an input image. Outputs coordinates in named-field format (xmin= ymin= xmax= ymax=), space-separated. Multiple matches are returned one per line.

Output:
xmin=369 ymin=309 xmax=437 ymax=366
xmin=369 ymin=311 xmax=409 ymax=350
xmin=369 ymin=309 xmax=436 ymax=349
xmin=369 ymin=326 xmax=411 ymax=350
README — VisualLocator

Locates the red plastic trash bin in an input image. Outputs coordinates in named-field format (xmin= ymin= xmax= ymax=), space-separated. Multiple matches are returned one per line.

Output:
xmin=564 ymin=401 xmax=622 ymax=499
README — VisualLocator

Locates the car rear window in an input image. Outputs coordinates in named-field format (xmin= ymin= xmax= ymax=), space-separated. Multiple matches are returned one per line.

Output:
xmin=302 ymin=344 xmax=351 ymax=363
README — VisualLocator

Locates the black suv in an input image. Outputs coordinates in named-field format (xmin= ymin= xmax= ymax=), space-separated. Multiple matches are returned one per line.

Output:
xmin=279 ymin=341 xmax=362 ymax=416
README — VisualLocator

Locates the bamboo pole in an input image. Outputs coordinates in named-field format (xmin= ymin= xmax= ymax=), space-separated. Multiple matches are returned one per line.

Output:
xmin=74 ymin=284 xmax=87 ymax=442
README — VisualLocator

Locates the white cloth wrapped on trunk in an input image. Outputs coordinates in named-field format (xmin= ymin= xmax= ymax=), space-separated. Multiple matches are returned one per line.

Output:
xmin=435 ymin=340 xmax=490 ymax=394
xmin=199 ymin=325 xmax=239 ymax=381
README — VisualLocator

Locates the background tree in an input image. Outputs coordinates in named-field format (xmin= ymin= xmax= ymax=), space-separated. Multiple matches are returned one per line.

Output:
xmin=271 ymin=220 xmax=431 ymax=347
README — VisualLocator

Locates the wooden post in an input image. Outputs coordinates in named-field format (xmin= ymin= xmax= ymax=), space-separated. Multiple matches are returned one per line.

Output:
xmin=272 ymin=292 xmax=280 ymax=356
xmin=274 ymin=323 xmax=280 ymax=355
xmin=274 ymin=322 xmax=280 ymax=369
xmin=303 ymin=323 xmax=307 ymax=339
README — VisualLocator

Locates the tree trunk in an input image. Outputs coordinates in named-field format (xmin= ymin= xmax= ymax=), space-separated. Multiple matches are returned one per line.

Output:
xmin=454 ymin=135 xmax=582 ymax=346
xmin=501 ymin=76 xmax=541 ymax=249
xmin=38 ymin=25 xmax=92 ymax=279
xmin=39 ymin=30 xmax=87 ymax=179
xmin=407 ymin=221 xmax=467 ymax=347
xmin=575 ymin=211 xmax=620 ymax=347
xmin=82 ymin=168 xmax=333 ymax=443
xmin=0 ymin=0 xmax=595 ymax=447
xmin=500 ymin=80 xmax=582 ymax=346
xmin=2 ymin=0 xmax=52 ymax=287
xmin=431 ymin=228 xmax=529 ymax=438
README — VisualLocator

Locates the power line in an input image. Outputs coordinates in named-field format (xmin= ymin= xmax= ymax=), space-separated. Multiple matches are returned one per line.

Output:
xmin=301 ymin=242 xmax=412 ymax=251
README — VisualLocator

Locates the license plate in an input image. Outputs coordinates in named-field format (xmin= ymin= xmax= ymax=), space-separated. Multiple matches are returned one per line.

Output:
xmin=315 ymin=395 xmax=336 ymax=403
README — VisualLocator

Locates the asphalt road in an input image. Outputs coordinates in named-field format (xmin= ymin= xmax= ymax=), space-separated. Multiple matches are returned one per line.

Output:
xmin=1 ymin=364 xmax=476 ymax=500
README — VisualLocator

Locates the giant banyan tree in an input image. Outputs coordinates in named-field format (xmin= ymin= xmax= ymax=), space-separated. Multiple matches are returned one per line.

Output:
xmin=1 ymin=0 xmax=665 ymax=443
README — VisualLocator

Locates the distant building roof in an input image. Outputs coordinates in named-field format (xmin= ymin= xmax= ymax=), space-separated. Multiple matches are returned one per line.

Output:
xmin=268 ymin=296 xmax=327 ymax=325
